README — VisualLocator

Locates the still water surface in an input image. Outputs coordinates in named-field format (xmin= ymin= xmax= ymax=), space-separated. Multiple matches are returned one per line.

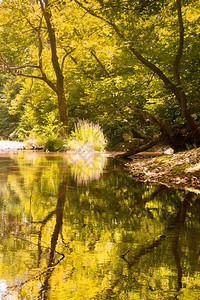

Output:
xmin=0 ymin=151 xmax=199 ymax=299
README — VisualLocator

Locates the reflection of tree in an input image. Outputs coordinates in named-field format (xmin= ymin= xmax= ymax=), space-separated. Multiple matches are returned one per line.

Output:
xmin=1 ymin=175 xmax=67 ymax=299
xmin=1 ymin=153 xmax=200 ymax=299
xmin=120 ymin=192 xmax=196 ymax=292
xmin=172 ymin=234 xmax=182 ymax=291
xmin=39 ymin=177 xmax=68 ymax=299
xmin=171 ymin=192 xmax=194 ymax=292
xmin=37 ymin=209 xmax=57 ymax=268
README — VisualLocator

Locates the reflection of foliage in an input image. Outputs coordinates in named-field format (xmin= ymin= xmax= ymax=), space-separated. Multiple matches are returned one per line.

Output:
xmin=65 ymin=153 xmax=107 ymax=184
xmin=0 ymin=153 xmax=199 ymax=299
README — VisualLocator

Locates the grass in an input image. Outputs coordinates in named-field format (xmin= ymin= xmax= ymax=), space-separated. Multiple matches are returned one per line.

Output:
xmin=66 ymin=120 xmax=107 ymax=153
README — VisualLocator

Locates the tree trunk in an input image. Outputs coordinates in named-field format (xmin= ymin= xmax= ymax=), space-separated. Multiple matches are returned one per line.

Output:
xmin=174 ymin=87 xmax=200 ymax=147
xmin=39 ymin=0 xmax=69 ymax=136
xmin=57 ymin=90 xmax=69 ymax=137
xmin=119 ymin=134 xmax=164 ymax=158
xmin=173 ymin=0 xmax=200 ymax=147
xmin=133 ymin=108 xmax=190 ymax=153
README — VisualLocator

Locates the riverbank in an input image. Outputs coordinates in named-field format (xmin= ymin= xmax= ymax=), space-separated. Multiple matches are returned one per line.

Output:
xmin=126 ymin=147 xmax=200 ymax=193
xmin=0 ymin=140 xmax=25 ymax=151
xmin=1 ymin=140 xmax=200 ymax=193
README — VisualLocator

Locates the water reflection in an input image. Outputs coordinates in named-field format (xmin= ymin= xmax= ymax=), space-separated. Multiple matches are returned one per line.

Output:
xmin=0 ymin=152 xmax=199 ymax=299
xmin=39 ymin=176 xmax=67 ymax=300
xmin=65 ymin=153 xmax=107 ymax=184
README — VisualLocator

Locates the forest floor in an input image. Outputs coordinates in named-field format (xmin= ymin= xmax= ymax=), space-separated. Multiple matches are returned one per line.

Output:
xmin=125 ymin=147 xmax=200 ymax=193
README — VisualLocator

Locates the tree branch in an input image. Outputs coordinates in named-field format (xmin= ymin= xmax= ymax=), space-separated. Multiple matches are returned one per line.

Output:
xmin=134 ymin=107 xmax=174 ymax=138
xmin=73 ymin=0 xmax=107 ymax=23
xmin=9 ymin=65 xmax=40 ymax=70
xmin=18 ymin=73 xmax=44 ymax=80
xmin=0 ymin=53 xmax=16 ymax=76
xmin=74 ymin=0 xmax=180 ymax=97
xmin=70 ymin=55 xmax=94 ymax=79
xmin=90 ymin=49 xmax=110 ymax=77
xmin=39 ymin=0 xmax=63 ymax=84
xmin=0 ymin=52 xmax=57 ymax=91
xmin=61 ymin=48 xmax=76 ymax=72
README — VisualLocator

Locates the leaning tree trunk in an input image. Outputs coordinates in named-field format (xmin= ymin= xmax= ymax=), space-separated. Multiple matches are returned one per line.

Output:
xmin=173 ymin=0 xmax=200 ymax=147
xmin=174 ymin=87 xmax=200 ymax=147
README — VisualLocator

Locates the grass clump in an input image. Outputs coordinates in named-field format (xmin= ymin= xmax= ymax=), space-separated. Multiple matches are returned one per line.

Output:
xmin=66 ymin=120 xmax=107 ymax=152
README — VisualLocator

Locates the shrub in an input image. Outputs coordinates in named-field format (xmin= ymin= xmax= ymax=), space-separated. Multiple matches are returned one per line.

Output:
xmin=44 ymin=137 xmax=64 ymax=152
xmin=66 ymin=120 xmax=107 ymax=152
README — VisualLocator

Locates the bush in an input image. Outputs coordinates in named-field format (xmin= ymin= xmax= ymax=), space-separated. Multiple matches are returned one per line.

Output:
xmin=66 ymin=120 xmax=107 ymax=152
xmin=44 ymin=137 xmax=64 ymax=152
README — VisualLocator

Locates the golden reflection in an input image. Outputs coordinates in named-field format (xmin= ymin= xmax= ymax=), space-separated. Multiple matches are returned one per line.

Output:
xmin=8 ymin=151 xmax=107 ymax=184
xmin=65 ymin=153 xmax=107 ymax=184
xmin=0 ymin=152 xmax=200 ymax=299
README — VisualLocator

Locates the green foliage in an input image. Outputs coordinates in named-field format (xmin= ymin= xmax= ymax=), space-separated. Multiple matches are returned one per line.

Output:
xmin=0 ymin=99 xmax=19 ymax=139
xmin=66 ymin=120 xmax=107 ymax=152
xmin=0 ymin=0 xmax=200 ymax=149
xmin=44 ymin=137 xmax=64 ymax=152
xmin=0 ymin=76 xmax=21 ymax=138
xmin=2 ymin=77 xmax=60 ymax=143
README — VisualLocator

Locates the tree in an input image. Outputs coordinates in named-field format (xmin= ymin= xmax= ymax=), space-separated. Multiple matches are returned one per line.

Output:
xmin=0 ymin=0 xmax=199 ymax=152
xmin=0 ymin=0 xmax=68 ymax=136
xmin=73 ymin=0 xmax=200 ymax=152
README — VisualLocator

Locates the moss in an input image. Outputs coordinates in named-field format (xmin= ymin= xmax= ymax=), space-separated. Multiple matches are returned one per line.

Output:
xmin=171 ymin=164 xmax=189 ymax=171
xmin=154 ymin=156 xmax=173 ymax=163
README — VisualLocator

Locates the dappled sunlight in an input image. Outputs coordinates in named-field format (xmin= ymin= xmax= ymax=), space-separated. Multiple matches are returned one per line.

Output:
xmin=185 ymin=162 xmax=200 ymax=173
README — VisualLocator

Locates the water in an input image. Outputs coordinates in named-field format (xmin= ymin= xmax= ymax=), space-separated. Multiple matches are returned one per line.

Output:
xmin=0 ymin=151 xmax=199 ymax=299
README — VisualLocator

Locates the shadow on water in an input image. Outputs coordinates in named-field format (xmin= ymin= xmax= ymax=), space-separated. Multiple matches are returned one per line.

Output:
xmin=0 ymin=152 xmax=199 ymax=299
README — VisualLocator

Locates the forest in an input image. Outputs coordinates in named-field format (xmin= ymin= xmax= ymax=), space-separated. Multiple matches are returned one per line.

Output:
xmin=0 ymin=0 xmax=200 ymax=154
xmin=0 ymin=2 xmax=200 ymax=297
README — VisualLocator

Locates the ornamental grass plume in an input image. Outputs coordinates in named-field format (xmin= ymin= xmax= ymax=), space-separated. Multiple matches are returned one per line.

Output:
xmin=66 ymin=120 xmax=107 ymax=152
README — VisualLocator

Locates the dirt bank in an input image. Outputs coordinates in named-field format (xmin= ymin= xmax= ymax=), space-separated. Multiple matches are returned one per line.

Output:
xmin=126 ymin=147 xmax=200 ymax=193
